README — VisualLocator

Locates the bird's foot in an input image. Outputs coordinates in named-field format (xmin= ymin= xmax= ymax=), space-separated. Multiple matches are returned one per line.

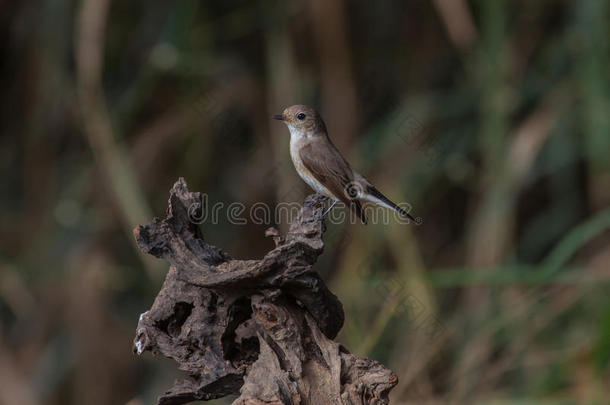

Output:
xmin=303 ymin=214 xmax=324 ymax=224
xmin=303 ymin=197 xmax=336 ymax=223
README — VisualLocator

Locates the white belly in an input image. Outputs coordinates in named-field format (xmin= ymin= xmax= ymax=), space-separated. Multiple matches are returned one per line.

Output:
xmin=289 ymin=137 xmax=335 ymax=198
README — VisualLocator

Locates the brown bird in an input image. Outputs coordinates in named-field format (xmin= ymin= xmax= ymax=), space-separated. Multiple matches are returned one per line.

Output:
xmin=273 ymin=104 xmax=416 ymax=224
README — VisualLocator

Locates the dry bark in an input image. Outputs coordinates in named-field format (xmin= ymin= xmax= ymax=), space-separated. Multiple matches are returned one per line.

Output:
xmin=133 ymin=178 xmax=398 ymax=405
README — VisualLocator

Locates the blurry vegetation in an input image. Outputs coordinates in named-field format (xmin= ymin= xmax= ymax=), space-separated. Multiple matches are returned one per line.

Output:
xmin=1 ymin=0 xmax=610 ymax=404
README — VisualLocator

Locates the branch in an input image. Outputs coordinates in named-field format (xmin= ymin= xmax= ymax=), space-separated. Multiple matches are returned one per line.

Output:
xmin=133 ymin=178 xmax=397 ymax=404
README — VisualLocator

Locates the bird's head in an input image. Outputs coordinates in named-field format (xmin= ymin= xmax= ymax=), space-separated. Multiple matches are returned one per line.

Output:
xmin=273 ymin=105 xmax=326 ymax=136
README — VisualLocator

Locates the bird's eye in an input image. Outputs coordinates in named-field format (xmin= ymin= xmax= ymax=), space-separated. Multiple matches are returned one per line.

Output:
xmin=296 ymin=112 xmax=306 ymax=120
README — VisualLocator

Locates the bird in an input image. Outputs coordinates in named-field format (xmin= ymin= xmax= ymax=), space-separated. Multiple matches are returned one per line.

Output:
xmin=273 ymin=104 xmax=416 ymax=225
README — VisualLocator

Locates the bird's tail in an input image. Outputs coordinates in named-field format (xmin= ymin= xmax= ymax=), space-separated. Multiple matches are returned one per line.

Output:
xmin=349 ymin=200 xmax=368 ymax=225
xmin=365 ymin=185 xmax=416 ymax=222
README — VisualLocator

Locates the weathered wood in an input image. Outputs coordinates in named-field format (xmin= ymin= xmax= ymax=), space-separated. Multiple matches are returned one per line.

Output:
xmin=133 ymin=178 xmax=397 ymax=404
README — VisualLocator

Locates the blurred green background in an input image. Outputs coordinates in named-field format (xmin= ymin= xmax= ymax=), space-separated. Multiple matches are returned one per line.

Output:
xmin=2 ymin=0 xmax=610 ymax=404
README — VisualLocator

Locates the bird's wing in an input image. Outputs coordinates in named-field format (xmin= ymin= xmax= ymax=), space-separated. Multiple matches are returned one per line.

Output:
xmin=299 ymin=138 xmax=368 ymax=224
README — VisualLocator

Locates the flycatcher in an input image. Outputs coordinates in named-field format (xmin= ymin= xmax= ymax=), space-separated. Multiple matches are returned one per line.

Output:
xmin=273 ymin=104 xmax=416 ymax=225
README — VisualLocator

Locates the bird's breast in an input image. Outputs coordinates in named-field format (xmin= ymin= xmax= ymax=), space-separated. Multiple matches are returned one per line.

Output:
xmin=289 ymin=136 xmax=334 ymax=197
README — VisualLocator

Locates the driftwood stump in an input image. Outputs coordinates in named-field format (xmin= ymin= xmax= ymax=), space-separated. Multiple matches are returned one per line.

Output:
xmin=133 ymin=178 xmax=398 ymax=404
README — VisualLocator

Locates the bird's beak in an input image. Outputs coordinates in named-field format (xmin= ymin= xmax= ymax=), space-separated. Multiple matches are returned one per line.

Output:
xmin=272 ymin=114 xmax=284 ymax=121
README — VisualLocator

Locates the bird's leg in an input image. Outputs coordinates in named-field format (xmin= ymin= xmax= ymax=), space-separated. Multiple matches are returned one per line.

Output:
xmin=304 ymin=196 xmax=335 ymax=223
xmin=321 ymin=200 xmax=338 ymax=219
